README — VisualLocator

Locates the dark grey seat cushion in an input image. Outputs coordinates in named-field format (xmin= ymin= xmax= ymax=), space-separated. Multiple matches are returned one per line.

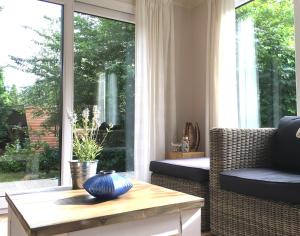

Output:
xmin=220 ymin=168 xmax=300 ymax=204
xmin=150 ymin=157 xmax=210 ymax=183
xmin=271 ymin=116 xmax=300 ymax=171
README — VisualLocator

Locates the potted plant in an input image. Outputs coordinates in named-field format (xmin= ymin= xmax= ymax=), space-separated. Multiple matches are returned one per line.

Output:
xmin=69 ymin=106 xmax=111 ymax=189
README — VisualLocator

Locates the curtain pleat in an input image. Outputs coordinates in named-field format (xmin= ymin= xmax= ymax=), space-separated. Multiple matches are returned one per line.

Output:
xmin=134 ymin=0 xmax=176 ymax=181
xmin=204 ymin=0 xmax=238 ymax=154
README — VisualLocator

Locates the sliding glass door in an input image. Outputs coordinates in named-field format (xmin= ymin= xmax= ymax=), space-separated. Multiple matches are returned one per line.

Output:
xmin=0 ymin=0 xmax=62 ymax=207
xmin=0 ymin=1 xmax=135 ymax=211
xmin=73 ymin=12 xmax=135 ymax=172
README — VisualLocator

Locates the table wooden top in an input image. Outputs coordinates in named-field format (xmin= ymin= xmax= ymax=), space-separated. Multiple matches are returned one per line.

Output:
xmin=6 ymin=180 xmax=204 ymax=236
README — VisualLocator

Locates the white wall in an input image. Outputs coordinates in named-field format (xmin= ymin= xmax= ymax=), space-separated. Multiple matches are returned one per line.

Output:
xmin=191 ymin=1 xmax=208 ymax=151
xmin=174 ymin=5 xmax=194 ymax=141
xmin=173 ymin=1 xmax=208 ymax=151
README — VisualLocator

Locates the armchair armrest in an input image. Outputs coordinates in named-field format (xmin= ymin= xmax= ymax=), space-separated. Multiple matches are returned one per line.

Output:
xmin=209 ymin=128 xmax=277 ymax=187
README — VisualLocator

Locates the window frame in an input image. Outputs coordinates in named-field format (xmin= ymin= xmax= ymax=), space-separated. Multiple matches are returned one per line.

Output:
xmin=235 ymin=0 xmax=254 ymax=8
xmin=294 ymin=0 xmax=300 ymax=114
xmin=39 ymin=0 xmax=135 ymax=186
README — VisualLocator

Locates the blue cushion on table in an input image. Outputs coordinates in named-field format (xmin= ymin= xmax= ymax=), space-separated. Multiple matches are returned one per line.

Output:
xmin=220 ymin=168 xmax=300 ymax=204
xmin=150 ymin=157 xmax=210 ymax=183
xmin=271 ymin=116 xmax=300 ymax=171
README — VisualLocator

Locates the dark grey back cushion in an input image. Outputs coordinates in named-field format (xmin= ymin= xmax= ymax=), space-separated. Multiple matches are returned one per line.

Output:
xmin=272 ymin=116 xmax=300 ymax=171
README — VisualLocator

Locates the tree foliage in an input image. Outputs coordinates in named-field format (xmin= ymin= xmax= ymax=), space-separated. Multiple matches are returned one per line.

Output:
xmin=0 ymin=1 xmax=136 ymax=175
xmin=0 ymin=68 xmax=25 ymax=150
xmin=236 ymin=0 xmax=295 ymax=127
xmin=73 ymin=13 xmax=135 ymax=119
xmin=10 ymin=14 xmax=135 ymax=129
xmin=0 ymin=68 xmax=11 ymax=149
xmin=7 ymin=13 xmax=135 ymax=171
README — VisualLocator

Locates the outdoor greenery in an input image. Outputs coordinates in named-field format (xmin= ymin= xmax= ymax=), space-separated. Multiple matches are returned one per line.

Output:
xmin=0 ymin=69 xmax=25 ymax=152
xmin=9 ymin=14 xmax=135 ymax=127
xmin=73 ymin=13 xmax=135 ymax=119
xmin=236 ymin=0 xmax=296 ymax=127
xmin=0 ymin=138 xmax=60 ymax=174
xmin=0 ymin=10 xmax=135 ymax=182
xmin=0 ymin=171 xmax=59 ymax=183
xmin=0 ymin=68 xmax=11 ymax=150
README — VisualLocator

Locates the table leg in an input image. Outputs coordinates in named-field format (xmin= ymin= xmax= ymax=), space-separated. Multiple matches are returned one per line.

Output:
xmin=181 ymin=208 xmax=201 ymax=236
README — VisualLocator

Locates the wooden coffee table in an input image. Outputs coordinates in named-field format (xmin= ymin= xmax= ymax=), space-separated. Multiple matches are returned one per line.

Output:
xmin=6 ymin=181 xmax=204 ymax=236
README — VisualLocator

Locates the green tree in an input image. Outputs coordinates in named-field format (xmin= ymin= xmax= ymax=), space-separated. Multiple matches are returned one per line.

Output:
xmin=73 ymin=13 xmax=135 ymax=121
xmin=10 ymin=16 xmax=62 ymax=133
xmin=0 ymin=68 xmax=12 ymax=150
xmin=236 ymin=0 xmax=295 ymax=127
xmin=10 ymin=14 xmax=135 ymax=128
xmin=9 ymin=13 xmax=135 ymax=171
xmin=8 ymin=85 xmax=20 ymax=107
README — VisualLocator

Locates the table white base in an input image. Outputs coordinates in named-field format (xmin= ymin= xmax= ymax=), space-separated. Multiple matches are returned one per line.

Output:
xmin=8 ymin=207 xmax=201 ymax=236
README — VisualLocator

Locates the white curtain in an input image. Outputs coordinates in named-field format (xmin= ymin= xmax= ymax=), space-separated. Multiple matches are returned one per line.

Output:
xmin=134 ymin=0 xmax=176 ymax=181
xmin=205 ymin=0 xmax=238 ymax=153
xmin=236 ymin=18 xmax=260 ymax=128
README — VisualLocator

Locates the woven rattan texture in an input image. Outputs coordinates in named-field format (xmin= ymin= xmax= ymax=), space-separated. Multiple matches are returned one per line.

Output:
xmin=151 ymin=173 xmax=210 ymax=231
xmin=210 ymin=128 xmax=300 ymax=236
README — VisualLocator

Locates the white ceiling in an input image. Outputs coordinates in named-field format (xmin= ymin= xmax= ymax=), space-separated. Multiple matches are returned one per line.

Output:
xmin=122 ymin=0 xmax=251 ymax=9
xmin=115 ymin=0 xmax=205 ymax=9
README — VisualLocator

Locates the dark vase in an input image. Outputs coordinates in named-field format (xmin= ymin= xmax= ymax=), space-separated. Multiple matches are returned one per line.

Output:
xmin=83 ymin=170 xmax=133 ymax=199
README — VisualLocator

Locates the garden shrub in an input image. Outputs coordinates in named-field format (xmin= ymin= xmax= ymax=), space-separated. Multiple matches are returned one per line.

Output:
xmin=39 ymin=146 xmax=60 ymax=173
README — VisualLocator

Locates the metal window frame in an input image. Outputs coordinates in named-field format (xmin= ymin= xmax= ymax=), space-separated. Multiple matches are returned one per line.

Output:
xmin=295 ymin=0 xmax=300 ymax=115
xmin=235 ymin=0 xmax=254 ymax=9
xmin=39 ymin=0 xmax=135 ymax=186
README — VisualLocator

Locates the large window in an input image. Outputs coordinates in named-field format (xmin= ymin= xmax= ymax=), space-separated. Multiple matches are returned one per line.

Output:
xmin=236 ymin=0 xmax=296 ymax=127
xmin=73 ymin=12 xmax=135 ymax=172
xmin=0 ymin=1 xmax=135 ymax=212
xmin=0 ymin=0 xmax=62 ymax=207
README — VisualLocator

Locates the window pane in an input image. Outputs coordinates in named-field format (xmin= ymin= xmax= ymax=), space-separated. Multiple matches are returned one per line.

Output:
xmin=0 ymin=0 xmax=62 ymax=205
xmin=74 ymin=13 xmax=135 ymax=172
xmin=236 ymin=0 xmax=296 ymax=127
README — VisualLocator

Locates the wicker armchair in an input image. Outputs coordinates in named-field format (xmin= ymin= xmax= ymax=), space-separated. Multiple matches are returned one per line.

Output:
xmin=210 ymin=128 xmax=300 ymax=236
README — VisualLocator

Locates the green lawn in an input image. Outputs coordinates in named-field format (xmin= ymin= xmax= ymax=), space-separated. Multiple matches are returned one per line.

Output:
xmin=0 ymin=171 xmax=59 ymax=183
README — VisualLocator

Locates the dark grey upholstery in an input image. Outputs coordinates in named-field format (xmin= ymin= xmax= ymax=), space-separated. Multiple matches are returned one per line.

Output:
xmin=272 ymin=116 xmax=300 ymax=171
xmin=220 ymin=168 xmax=300 ymax=204
xmin=210 ymin=128 xmax=300 ymax=236
xmin=150 ymin=157 xmax=210 ymax=183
